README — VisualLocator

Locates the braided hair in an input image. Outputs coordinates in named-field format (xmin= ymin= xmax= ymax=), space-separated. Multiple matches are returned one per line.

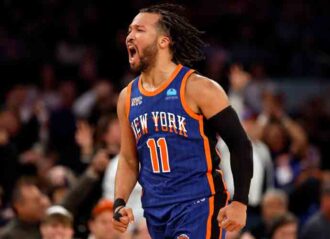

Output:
xmin=140 ymin=3 xmax=206 ymax=67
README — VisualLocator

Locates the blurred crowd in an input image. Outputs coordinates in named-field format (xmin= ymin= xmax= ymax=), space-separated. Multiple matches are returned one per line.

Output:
xmin=0 ymin=0 xmax=330 ymax=239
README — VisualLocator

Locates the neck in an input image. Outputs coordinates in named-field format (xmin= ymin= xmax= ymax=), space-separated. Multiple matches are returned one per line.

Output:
xmin=141 ymin=58 xmax=178 ymax=88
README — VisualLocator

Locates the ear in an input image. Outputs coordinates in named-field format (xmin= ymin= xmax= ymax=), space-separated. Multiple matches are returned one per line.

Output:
xmin=158 ymin=36 xmax=171 ymax=49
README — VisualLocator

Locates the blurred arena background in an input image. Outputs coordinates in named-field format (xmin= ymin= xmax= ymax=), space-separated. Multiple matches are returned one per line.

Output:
xmin=0 ymin=0 xmax=329 ymax=239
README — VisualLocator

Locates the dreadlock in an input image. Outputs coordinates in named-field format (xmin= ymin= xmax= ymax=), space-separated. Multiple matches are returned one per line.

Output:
xmin=140 ymin=3 xmax=206 ymax=67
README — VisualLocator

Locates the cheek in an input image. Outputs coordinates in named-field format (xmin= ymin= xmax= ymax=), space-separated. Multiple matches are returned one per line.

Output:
xmin=41 ymin=226 xmax=54 ymax=236
xmin=64 ymin=228 xmax=74 ymax=236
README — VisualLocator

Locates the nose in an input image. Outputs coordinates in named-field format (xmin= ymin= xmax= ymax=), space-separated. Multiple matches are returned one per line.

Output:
xmin=126 ymin=31 xmax=134 ymax=43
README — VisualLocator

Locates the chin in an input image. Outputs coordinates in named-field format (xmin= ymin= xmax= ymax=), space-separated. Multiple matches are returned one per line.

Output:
xmin=130 ymin=61 xmax=146 ymax=73
xmin=130 ymin=64 xmax=141 ymax=73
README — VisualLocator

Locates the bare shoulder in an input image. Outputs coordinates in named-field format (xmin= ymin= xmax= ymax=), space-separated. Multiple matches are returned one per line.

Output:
xmin=117 ymin=86 xmax=127 ymax=111
xmin=185 ymin=73 xmax=229 ymax=118
xmin=186 ymin=73 xmax=226 ymax=96
xmin=117 ymin=85 xmax=130 ymax=120
xmin=118 ymin=86 xmax=128 ymax=104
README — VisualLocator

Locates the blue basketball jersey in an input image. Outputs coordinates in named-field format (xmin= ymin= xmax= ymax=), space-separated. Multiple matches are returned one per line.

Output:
xmin=127 ymin=64 xmax=226 ymax=208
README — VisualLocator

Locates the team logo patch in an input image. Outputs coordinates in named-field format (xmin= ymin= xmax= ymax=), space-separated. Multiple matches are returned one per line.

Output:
xmin=177 ymin=234 xmax=189 ymax=239
xmin=131 ymin=96 xmax=142 ymax=106
xmin=165 ymin=88 xmax=178 ymax=100
xmin=166 ymin=88 xmax=177 ymax=96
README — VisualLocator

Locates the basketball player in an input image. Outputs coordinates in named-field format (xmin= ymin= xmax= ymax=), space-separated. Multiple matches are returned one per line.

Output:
xmin=112 ymin=4 xmax=253 ymax=239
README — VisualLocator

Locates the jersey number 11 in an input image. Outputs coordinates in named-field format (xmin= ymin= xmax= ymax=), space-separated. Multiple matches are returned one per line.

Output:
xmin=147 ymin=137 xmax=171 ymax=173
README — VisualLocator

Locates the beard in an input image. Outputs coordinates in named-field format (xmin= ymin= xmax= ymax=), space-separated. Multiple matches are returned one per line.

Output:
xmin=130 ymin=39 xmax=158 ymax=73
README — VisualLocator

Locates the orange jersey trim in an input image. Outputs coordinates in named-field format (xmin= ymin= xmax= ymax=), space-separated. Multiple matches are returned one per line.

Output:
xmin=125 ymin=81 xmax=133 ymax=120
xmin=180 ymin=69 xmax=200 ymax=120
xmin=206 ymin=196 xmax=214 ymax=239
xmin=138 ymin=64 xmax=183 ymax=96
xmin=199 ymin=118 xmax=216 ymax=195
xmin=180 ymin=68 xmax=216 ymax=196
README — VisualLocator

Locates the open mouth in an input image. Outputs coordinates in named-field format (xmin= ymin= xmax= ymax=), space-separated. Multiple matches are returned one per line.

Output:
xmin=128 ymin=45 xmax=138 ymax=62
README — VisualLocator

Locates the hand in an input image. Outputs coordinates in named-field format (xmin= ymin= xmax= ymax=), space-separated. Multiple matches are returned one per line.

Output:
xmin=112 ymin=207 xmax=134 ymax=233
xmin=94 ymin=81 xmax=113 ymax=100
xmin=217 ymin=201 xmax=247 ymax=232
xmin=90 ymin=150 xmax=109 ymax=174
xmin=75 ymin=120 xmax=94 ymax=154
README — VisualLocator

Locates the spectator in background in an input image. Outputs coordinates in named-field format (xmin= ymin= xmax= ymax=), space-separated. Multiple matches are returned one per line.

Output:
xmin=48 ymin=80 xmax=82 ymax=173
xmin=0 ymin=178 xmax=50 ymax=239
xmin=227 ymin=62 xmax=275 ymax=117
xmin=227 ymin=63 xmax=252 ymax=118
xmin=73 ymin=80 xmax=117 ymax=121
xmin=4 ymin=85 xmax=40 ymax=153
xmin=46 ymin=166 xmax=77 ymax=204
xmin=59 ymin=149 xmax=110 ymax=238
xmin=249 ymin=189 xmax=289 ymax=239
xmin=0 ymin=111 xmax=20 ymax=207
xmin=88 ymin=199 xmax=126 ymax=239
xmin=269 ymin=213 xmax=298 ymax=239
xmin=0 ymin=186 xmax=13 ymax=231
xmin=204 ymin=45 xmax=230 ymax=92
xmin=40 ymin=205 xmax=74 ymax=239
xmin=300 ymin=181 xmax=330 ymax=239
xmin=257 ymin=90 xmax=322 ymax=223
xmin=75 ymin=113 xmax=144 ymax=225
xmin=38 ymin=64 xmax=61 ymax=112
xmin=99 ymin=115 xmax=144 ymax=226
xmin=258 ymin=90 xmax=308 ymax=191
xmin=0 ymin=149 xmax=109 ymax=239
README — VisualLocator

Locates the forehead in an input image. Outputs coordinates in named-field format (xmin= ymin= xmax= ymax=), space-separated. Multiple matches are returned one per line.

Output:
xmin=130 ymin=12 xmax=160 ymax=28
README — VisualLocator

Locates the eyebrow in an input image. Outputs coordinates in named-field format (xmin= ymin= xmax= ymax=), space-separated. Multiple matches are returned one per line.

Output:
xmin=128 ymin=24 xmax=146 ymax=30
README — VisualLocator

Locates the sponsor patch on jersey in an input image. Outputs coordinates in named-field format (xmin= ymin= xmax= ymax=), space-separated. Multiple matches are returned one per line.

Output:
xmin=131 ymin=96 xmax=142 ymax=106
xmin=177 ymin=234 xmax=189 ymax=239
xmin=167 ymin=88 xmax=177 ymax=96
xmin=165 ymin=88 xmax=178 ymax=100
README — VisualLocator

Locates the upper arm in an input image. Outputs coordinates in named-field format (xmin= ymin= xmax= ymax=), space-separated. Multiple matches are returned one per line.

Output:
xmin=185 ymin=73 xmax=230 ymax=119
xmin=117 ymin=86 xmax=138 ymax=163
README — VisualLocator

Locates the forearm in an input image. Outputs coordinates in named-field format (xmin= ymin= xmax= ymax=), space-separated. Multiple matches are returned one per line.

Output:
xmin=281 ymin=116 xmax=308 ymax=154
xmin=208 ymin=106 xmax=253 ymax=205
xmin=114 ymin=154 xmax=139 ymax=202
xmin=61 ymin=168 xmax=99 ymax=214
xmin=228 ymin=140 xmax=253 ymax=204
